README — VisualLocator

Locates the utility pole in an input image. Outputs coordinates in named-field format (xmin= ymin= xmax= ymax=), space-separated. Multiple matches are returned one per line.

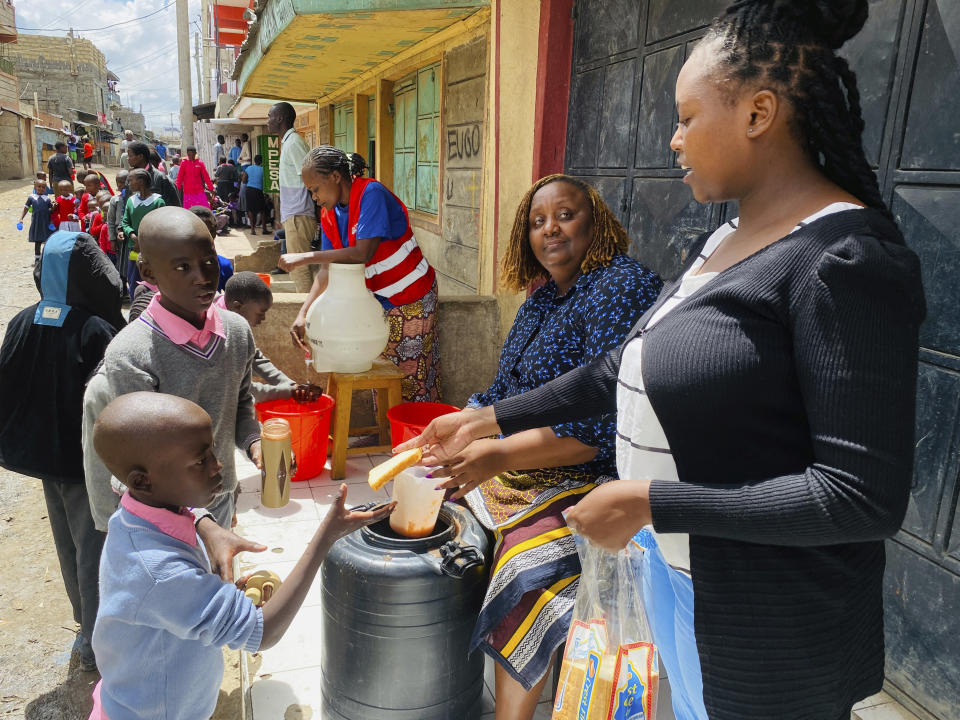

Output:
xmin=194 ymin=31 xmax=205 ymax=104
xmin=176 ymin=0 xmax=194 ymax=148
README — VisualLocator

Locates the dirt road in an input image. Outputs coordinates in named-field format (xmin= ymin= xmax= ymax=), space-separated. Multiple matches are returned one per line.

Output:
xmin=0 ymin=172 xmax=243 ymax=719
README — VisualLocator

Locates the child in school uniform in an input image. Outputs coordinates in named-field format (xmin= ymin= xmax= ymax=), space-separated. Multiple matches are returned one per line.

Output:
xmin=121 ymin=169 xmax=165 ymax=294
xmin=89 ymin=391 xmax=392 ymax=719
xmin=83 ymin=207 xmax=258 ymax=530
xmin=106 ymin=170 xmax=128 ymax=298
xmin=53 ymin=180 xmax=82 ymax=233
xmin=19 ymin=178 xmax=56 ymax=261
xmin=95 ymin=192 xmax=115 ymax=263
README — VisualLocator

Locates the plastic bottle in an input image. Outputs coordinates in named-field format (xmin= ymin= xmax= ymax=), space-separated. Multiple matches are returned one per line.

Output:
xmin=260 ymin=418 xmax=292 ymax=508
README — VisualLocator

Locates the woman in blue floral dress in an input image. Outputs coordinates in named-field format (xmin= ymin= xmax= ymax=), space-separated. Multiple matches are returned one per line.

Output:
xmin=430 ymin=174 xmax=661 ymax=718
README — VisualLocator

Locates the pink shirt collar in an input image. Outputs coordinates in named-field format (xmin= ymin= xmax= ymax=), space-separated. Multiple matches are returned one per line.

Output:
xmin=213 ymin=293 xmax=228 ymax=310
xmin=144 ymin=293 xmax=225 ymax=348
xmin=120 ymin=492 xmax=197 ymax=546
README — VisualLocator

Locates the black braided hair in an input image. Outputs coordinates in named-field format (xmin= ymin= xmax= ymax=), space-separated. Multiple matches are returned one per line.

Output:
xmin=302 ymin=145 xmax=352 ymax=178
xmin=702 ymin=0 xmax=892 ymax=222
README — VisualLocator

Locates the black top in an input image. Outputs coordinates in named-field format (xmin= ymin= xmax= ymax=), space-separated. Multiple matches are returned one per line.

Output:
xmin=147 ymin=165 xmax=181 ymax=208
xmin=494 ymin=208 xmax=926 ymax=719
xmin=47 ymin=152 xmax=74 ymax=184
xmin=0 ymin=232 xmax=123 ymax=483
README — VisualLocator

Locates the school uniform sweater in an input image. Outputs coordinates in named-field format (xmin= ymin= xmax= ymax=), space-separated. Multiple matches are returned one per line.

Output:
xmin=121 ymin=193 xmax=165 ymax=238
xmin=83 ymin=308 xmax=259 ymax=530
xmin=493 ymin=208 xmax=926 ymax=720
xmin=93 ymin=495 xmax=262 ymax=720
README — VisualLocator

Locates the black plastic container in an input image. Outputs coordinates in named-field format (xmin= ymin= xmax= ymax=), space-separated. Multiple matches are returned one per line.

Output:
xmin=321 ymin=501 xmax=489 ymax=719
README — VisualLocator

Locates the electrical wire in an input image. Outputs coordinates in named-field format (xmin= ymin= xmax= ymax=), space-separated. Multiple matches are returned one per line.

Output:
xmin=16 ymin=2 xmax=176 ymax=33
xmin=110 ymin=41 xmax=180 ymax=74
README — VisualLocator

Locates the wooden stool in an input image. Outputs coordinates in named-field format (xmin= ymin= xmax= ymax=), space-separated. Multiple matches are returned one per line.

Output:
xmin=325 ymin=358 xmax=404 ymax=479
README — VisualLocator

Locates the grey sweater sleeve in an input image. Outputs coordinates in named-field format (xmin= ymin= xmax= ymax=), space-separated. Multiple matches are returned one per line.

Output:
xmin=82 ymin=371 xmax=121 ymax=531
xmin=251 ymin=348 xmax=296 ymax=403
xmin=235 ymin=326 xmax=261 ymax=452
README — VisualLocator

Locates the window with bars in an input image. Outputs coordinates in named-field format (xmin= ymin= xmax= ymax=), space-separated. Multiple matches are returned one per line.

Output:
xmin=393 ymin=62 xmax=440 ymax=214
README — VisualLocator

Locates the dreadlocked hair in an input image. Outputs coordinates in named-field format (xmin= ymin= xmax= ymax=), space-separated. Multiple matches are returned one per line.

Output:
xmin=499 ymin=174 xmax=631 ymax=293
xmin=703 ymin=0 xmax=894 ymax=225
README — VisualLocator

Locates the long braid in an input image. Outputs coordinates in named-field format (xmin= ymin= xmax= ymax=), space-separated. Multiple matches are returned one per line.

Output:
xmin=705 ymin=0 xmax=894 ymax=225
xmin=500 ymin=174 xmax=631 ymax=293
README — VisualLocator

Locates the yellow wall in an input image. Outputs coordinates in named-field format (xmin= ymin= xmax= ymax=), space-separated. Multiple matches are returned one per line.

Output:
xmin=480 ymin=0 xmax=540 ymax=338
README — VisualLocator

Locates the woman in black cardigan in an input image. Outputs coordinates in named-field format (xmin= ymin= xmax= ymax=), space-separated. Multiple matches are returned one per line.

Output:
xmin=398 ymin=1 xmax=926 ymax=719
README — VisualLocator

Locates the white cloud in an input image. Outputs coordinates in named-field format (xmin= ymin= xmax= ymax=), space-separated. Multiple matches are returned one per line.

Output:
xmin=15 ymin=0 xmax=202 ymax=129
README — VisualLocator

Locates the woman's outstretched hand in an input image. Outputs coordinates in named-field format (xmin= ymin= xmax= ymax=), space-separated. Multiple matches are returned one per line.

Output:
xmin=393 ymin=406 xmax=501 ymax=466
xmin=564 ymin=479 xmax=652 ymax=552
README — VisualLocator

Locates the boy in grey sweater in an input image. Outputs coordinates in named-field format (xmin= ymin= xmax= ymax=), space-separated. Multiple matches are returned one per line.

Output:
xmin=83 ymin=207 xmax=261 ymax=529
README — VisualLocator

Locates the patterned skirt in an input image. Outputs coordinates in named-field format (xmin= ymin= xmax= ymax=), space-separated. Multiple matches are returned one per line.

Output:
xmin=464 ymin=468 xmax=605 ymax=690
xmin=382 ymin=278 xmax=441 ymax=402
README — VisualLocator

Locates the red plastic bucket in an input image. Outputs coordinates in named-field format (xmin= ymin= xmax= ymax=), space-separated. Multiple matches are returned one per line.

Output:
xmin=256 ymin=395 xmax=335 ymax=481
xmin=387 ymin=401 xmax=459 ymax=448
xmin=256 ymin=273 xmax=272 ymax=287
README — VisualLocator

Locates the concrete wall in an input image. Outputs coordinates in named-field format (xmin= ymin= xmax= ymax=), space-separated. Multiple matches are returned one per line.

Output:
xmin=11 ymin=35 xmax=109 ymax=123
xmin=433 ymin=34 xmax=487 ymax=295
xmin=480 ymin=0 xmax=541 ymax=342
xmin=251 ymin=293 xmax=500 ymax=410
xmin=0 ymin=111 xmax=31 ymax=180
xmin=0 ymin=70 xmax=16 ymax=106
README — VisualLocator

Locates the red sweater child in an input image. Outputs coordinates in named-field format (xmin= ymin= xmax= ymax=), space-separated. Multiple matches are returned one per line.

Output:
xmin=52 ymin=194 xmax=80 ymax=229
xmin=85 ymin=209 xmax=104 ymax=242
xmin=97 ymin=222 xmax=113 ymax=256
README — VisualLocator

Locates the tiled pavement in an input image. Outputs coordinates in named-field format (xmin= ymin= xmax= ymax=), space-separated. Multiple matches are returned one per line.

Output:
xmin=229 ymin=451 xmax=921 ymax=720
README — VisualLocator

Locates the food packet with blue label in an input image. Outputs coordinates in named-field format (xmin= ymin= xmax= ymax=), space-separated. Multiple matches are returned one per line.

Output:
xmin=552 ymin=526 xmax=658 ymax=720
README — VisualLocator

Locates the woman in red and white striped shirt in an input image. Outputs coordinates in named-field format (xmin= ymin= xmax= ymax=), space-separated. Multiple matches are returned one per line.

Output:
xmin=281 ymin=146 xmax=441 ymax=402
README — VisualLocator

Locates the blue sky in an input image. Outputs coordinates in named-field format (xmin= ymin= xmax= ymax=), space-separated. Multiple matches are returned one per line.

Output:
xmin=15 ymin=0 xmax=202 ymax=130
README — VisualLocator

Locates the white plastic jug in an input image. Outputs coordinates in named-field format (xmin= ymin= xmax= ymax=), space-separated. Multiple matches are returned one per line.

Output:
xmin=305 ymin=263 xmax=389 ymax=373
xmin=390 ymin=465 xmax=445 ymax=539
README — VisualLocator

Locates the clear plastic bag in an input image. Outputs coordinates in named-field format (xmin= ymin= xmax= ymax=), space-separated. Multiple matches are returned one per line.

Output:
xmin=552 ymin=530 xmax=659 ymax=720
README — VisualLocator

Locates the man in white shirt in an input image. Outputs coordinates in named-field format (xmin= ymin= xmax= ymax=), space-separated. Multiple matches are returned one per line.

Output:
xmin=267 ymin=102 xmax=316 ymax=292
xmin=119 ymin=130 xmax=133 ymax=165
xmin=213 ymin=135 xmax=227 ymax=167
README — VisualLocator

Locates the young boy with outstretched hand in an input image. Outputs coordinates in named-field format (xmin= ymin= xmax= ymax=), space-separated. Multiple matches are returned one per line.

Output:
xmin=89 ymin=392 xmax=392 ymax=720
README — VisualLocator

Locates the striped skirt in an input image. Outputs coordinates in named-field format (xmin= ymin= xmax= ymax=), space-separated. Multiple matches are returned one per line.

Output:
xmin=382 ymin=278 xmax=441 ymax=402
xmin=464 ymin=469 xmax=606 ymax=689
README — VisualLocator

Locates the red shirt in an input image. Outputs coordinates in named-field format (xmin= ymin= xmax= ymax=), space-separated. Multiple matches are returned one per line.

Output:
xmin=86 ymin=210 xmax=104 ymax=240
xmin=52 ymin=194 xmax=79 ymax=227
xmin=79 ymin=192 xmax=97 ymax=223
xmin=98 ymin=223 xmax=112 ymax=254
xmin=83 ymin=143 xmax=94 ymax=159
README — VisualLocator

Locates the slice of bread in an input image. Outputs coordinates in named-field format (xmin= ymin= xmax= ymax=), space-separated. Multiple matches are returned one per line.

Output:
xmin=369 ymin=447 xmax=423 ymax=490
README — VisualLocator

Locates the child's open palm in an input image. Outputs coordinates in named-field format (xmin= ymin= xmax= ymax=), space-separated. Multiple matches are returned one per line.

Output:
xmin=319 ymin=484 xmax=395 ymax=545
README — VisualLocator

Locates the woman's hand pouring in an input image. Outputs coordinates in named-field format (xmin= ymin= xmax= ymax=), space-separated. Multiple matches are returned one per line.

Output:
xmin=393 ymin=406 xmax=501 ymax=467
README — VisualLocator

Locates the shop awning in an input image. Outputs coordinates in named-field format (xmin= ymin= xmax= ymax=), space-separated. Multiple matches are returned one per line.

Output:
xmin=193 ymin=101 xmax=217 ymax=120
xmin=232 ymin=0 xmax=487 ymax=101
xmin=213 ymin=0 xmax=254 ymax=47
